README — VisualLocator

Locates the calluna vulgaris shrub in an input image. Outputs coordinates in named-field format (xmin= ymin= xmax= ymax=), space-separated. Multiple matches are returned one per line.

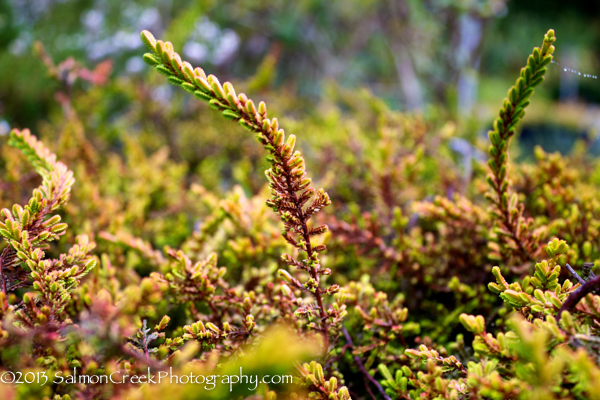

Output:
xmin=2 ymin=26 xmax=600 ymax=399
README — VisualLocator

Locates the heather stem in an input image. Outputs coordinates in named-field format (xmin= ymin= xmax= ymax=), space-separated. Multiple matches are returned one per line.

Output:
xmin=277 ymin=130 xmax=330 ymax=351
xmin=139 ymin=30 xmax=334 ymax=353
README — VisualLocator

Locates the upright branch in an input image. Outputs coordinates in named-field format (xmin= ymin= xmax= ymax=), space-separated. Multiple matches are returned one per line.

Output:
xmin=485 ymin=29 xmax=556 ymax=266
xmin=0 ymin=129 xmax=96 ymax=324
xmin=140 ymin=30 xmax=339 ymax=351
xmin=0 ymin=129 xmax=73 ymax=295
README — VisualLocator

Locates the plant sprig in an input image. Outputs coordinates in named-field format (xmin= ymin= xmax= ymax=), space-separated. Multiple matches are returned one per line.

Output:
xmin=485 ymin=29 xmax=556 ymax=265
xmin=140 ymin=30 xmax=338 ymax=352
xmin=0 ymin=128 xmax=96 ymax=325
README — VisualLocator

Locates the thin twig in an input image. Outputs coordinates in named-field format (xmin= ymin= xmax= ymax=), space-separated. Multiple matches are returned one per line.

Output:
xmin=565 ymin=263 xmax=586 ymax=285
xmin=341 ymin=325 xmax=391 ymax=400
xmin=362 ymin=374 xmax=377 ymax=400
xmin=558 ymin=273 xmax=600 ymax=320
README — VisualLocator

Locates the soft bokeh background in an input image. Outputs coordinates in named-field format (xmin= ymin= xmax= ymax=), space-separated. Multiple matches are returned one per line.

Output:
xmin=1 ymin=0 xmax=599 ymax=163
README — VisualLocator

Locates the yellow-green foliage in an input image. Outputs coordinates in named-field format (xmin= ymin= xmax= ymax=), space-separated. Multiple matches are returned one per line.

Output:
xmin=2 ymin=26 xmax=600 ymax=400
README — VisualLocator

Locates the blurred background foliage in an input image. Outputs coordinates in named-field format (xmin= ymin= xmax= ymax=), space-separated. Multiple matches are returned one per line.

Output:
xmin=1 ymin=0 xmax=599 ymax=145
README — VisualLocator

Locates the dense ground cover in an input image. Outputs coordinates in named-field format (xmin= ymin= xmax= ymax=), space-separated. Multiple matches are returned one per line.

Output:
xmin=1 ymin=15 xmax=600 ymax=400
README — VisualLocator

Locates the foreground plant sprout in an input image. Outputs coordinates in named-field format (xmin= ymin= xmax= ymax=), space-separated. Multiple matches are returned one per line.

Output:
xmin=2 ymin=26 xmax=600 ymax=399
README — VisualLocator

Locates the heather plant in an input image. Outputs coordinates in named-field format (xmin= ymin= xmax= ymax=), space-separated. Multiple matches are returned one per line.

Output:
xmin=0 ymin=128 xmax=95 ymax=326
xmin=3 ymin=23 xmax=600 ymax=400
